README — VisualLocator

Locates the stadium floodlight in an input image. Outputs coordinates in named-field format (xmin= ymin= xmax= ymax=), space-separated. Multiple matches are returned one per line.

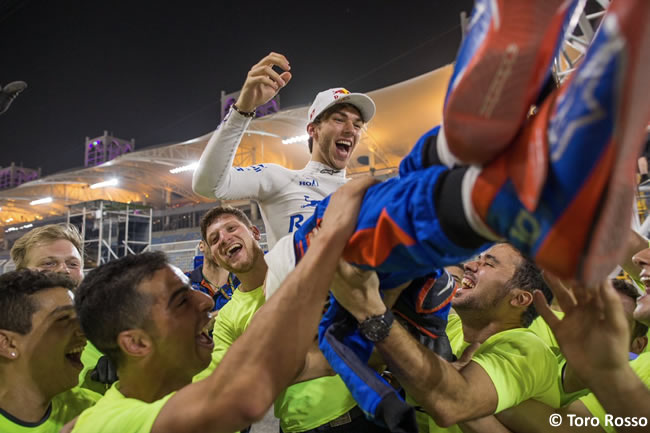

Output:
xmin=30 ymin=197 xmax=53 ymax=206
xmin=282 ymin=134 xmax=310 ymax=145
xmin=90 ymin=178 xmax=118 ymax=189
xmin=5 ymin=223 xmax=33 ymax=233
xmin=170 ymin=162 xmax=199 ymax=174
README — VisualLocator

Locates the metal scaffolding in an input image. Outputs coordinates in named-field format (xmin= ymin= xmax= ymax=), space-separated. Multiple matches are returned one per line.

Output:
xmin=67 ymin=200 xmax=152 ymax=268
xmin=555 ymin=0 xmax=611 ymax=83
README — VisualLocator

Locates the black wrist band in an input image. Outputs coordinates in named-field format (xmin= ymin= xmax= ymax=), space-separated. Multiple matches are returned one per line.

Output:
xmin=232 ymin=103 xmax=256 ymax=118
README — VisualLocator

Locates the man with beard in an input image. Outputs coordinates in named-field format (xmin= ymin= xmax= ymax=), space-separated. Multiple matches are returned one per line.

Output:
xmin=193 ymin=205 xmax=387 ymax=433
xmin=193 ymin=206 xmax=268 ymax=382
xmin=192 ymin=52 xmax=375 ymax=249
xmin=331 ymin=243 xmax=558 ymax=432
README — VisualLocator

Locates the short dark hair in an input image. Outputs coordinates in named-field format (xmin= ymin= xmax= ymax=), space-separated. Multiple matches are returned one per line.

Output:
xmin=503 ymin=247 xmax=552 ymax=328
xmin=200 ymin=206 xmax=253 ymax=241
xmin=612 ymin=278 xmax=649 ymax=339
xmin=0 ymin=269 xmax=76 ymax=334
xmin=307 ymin=103 xmax=360 ymax=153
xmin=75 ymin=252 xmax=169 ymax=366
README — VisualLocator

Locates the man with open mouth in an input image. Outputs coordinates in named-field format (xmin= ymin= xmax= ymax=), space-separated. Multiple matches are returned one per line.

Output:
xmin=66 ymin=178 xmax=375 ymax=433
xmin=0 ymin=270 xmax=100 ymax=432
xmin=194 ymin=204 xmax=386 ymax=433
xmin=193 ymin=52 xmax=375 ymax=250
xmin=192 ymin=52 xmax=380 ymax=433
xmin=11 ymin=223 xmax=114 ymax=395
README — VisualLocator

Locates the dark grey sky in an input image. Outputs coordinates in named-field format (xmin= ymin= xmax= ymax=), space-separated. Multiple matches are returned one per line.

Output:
xmin=0 ymin=0 xmax=472 ymax=176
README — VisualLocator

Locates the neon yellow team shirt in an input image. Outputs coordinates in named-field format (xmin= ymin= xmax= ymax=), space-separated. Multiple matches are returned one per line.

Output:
xmin=193 ymin=285 xmax=356 ymax=432
xmin=70 ymin=382 xmax=173 ymax=433
xmin=528 ymin=312 xmax=589 ymax=406
xmin=428 ymin=314 xmax=560 ymax=433
xmin=0 ymin=387 xmax=99 ymax=433
xmin=76 ymin=341 xmax=107 ymax=395
xmin=406 ymin=393 xmax=430 ymax=433
xmin=579 ymin=352 xmax=650 ymax=433
xmin=275 ymin=377 xmax=356 ymax=433
xmin=193 ymin=286 xmax=266 ymax=382
xmin=528 ymin=311 xmax=564 ymax=357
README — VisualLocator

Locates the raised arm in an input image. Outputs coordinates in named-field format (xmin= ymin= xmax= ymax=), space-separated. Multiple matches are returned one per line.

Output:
xmin=192 ymin=52 xmax=292 ymax=200
xmin=534 ymin=276 xmax=650 ymax=432
xmin=153 ymin=176 xmax=377 ymax=433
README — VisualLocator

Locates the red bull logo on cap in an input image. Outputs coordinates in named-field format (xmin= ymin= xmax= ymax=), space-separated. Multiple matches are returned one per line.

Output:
xmin=309 ymin=88 xmax=358 ymax=122
xmin=332 ymin=88 xmax=350 ymax=100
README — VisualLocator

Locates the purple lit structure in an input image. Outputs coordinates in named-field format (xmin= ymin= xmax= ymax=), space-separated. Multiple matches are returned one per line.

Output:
xmin=220 ymin=90 xmax=280 ymax=120
xmin=0 ymin=162 xmax=40 ymax=190
xmin=84 ymin=131 xmax=135 ymax=167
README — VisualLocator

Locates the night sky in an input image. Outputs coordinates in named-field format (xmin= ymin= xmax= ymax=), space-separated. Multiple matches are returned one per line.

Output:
xmin=0 ymin=0 xmax=473 ymax=176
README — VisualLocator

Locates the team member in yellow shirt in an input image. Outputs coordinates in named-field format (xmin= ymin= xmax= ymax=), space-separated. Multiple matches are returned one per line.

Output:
xmin=194 ymin=205 xmax=382 ymax=432
xmin=495 ymin=250 xmax=650 ymax=433
xmin=332 ymin=243 xmax=559 ymax=432
xmin=10 ymin=223 xmax=111 ymax=393
xmin=68 ymin=178 xmax=376 ymax=433
xmin=0 ymin=270 xmax=99 ymax=433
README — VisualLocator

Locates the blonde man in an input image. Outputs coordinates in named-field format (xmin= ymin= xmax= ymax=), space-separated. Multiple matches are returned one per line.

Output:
xmin=11 ymin=223 xmax=113 ymax=393
xmin=11 ymin=223 xmax=83 ymax=285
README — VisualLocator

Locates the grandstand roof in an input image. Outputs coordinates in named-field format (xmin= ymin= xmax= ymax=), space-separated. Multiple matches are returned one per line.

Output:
xmin=0 ymin=64 xmax=452 ymax=228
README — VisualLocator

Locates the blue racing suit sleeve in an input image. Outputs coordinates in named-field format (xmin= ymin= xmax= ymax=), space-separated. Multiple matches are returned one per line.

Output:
xmin=318 ymin=296 xmax=418 ymax=433
xmin=293 ymin=164 xmax=491 ymax=289
xmin=291 ymin=162 xmax=491 ymax=431
xmin=392 ymin=270 xmax=456 ymax=361
xmin=398 ymin=125 xmax=440 ymax=177
xmin=318 ymin=270 xmax=456 ymax=433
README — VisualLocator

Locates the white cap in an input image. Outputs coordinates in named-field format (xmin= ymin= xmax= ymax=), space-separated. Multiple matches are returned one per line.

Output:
xmin=307 ymin=88 xmax=376 ymax=124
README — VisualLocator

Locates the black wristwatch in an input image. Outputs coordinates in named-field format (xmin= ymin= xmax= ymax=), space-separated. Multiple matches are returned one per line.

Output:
xmin=358 ymin=309 xmax=394 ymax=342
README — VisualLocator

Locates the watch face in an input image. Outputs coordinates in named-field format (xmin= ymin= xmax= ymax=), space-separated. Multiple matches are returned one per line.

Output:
xmin=360 ymin=315 xmax=391 ymax=342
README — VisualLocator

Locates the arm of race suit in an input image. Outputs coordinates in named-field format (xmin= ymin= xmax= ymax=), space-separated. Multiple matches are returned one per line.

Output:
xmin=192 ymin=52 xmax=290 ymax=201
